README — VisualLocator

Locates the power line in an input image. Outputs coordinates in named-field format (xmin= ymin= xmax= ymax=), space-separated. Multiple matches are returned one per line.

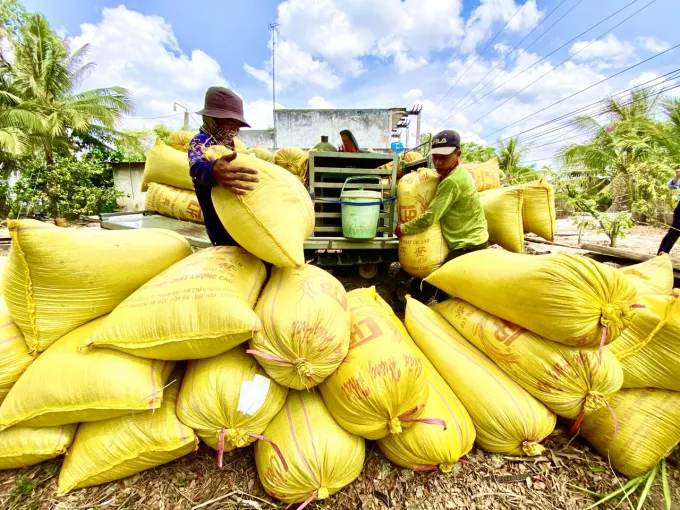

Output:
xmin=459 ymin=0 xmax=658 ymax=133
xmin=424 ymin=1 xmax=528 ymax=120
xmin=438 ymin=0 xmax=645 ymax=131
xmin=455 ymin=0 xmax=586 ymax=116
xmin=481 ymin=60 xmax=680 ymax=143
xmin=504 ymin=70 xmax=680 ymax=145
xmin=430 ymin=0 xmax=579 ymax=129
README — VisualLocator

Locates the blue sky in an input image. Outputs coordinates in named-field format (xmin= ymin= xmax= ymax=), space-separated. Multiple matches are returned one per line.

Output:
xmin=21 ymin=0 xmax=679 ymax=164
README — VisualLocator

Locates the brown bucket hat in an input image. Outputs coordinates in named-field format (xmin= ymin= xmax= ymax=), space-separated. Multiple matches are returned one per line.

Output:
xmin=196 ymin=86 xmax=251 ymax=127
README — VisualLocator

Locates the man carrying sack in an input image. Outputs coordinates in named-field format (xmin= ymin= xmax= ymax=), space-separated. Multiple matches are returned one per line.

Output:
xmin=188 ymin=86 xmax=259 ymax=246
xmin=395 ymin=129 xmax=489 ymax=300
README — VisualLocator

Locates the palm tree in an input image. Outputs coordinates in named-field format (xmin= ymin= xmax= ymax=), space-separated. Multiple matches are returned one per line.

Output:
xmin=559 ymin=90 xmax=663 ymax=212
xmin=0 ymin=76 xmax=44 ymax=155
xmin=3 ymin=13 xmax=133 ymax=162
xmin=497 ymin=136 xmax=538 ymax=184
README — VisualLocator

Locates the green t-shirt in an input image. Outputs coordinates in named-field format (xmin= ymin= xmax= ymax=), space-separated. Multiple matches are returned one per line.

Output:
xmin=401 ymin=168 xmax=489 ymax=251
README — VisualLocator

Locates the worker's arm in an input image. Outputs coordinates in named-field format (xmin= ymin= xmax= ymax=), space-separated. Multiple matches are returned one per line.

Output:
xmin=669 ymin=171 xmax=680 ymax=188
xmin=188 ymin=133 xmax=216 ymax=187
xmin=399 ymin=179 xmax=456 ymax=236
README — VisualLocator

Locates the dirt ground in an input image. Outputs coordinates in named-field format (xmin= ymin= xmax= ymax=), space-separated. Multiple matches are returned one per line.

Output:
xmin=0 ymin=219 xmax=679 ymax=509
xmin=1 ymin=428 xmax=679 ymax=510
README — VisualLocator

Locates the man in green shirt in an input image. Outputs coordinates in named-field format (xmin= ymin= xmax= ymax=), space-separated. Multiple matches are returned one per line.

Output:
xmin=395 ymin=129 xmax=489 ymax=260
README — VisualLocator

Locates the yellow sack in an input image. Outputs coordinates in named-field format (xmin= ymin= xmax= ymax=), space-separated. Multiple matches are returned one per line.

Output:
xmin=0 ymin=257 xmax=5 ymax=296
xmin=177 ymin=345 xmax=288 ymax=463
xmin=406 ymin=297 xmax=556 ymax=455
xmin=208 ymin=148 xmax=315 ymax=268
xmin=435 ymin=299 xmax=623 ymax=419
xmin=297 ymin=153 xmax=309 ymax=185
xmin=3 ymin=220 xmax=191 ymax=352
xmin=579 ymin=388 xmax=680 ymax=477
xmin=141 ymin=139 xmax=192 ymax=192
xmin=426 ymin=251 xmax=638 ymax=347
xmin=248 ymin=147 xmax=276 ymax=163
xmin=619 ymin=255 xmax=674 ymax=297
xmin=166 ymin=130 xmax=195 ymax=152
xmin=0 ymin=317 xmax=175 ymax=429
xmin=479 ymin=187 xmax=524 ymax=253
xmin=0 ymin=425 xmax=76 ymax=469
xmin=145 ymin=182 xmax=204 ymax=223
xmin=397 ymin=169 xmax=449 ymax=278
xmin=520 ymin=179 xmax=555 ymax=242
xmin=88 ymin=247 xmax=265 ymax=360
xmin=249 ymin=265 xmax=350 ymax=390
xmin=400 ymin=151 xmax=424 ymax=164
xmin=377 ymin=311 xmax=475 ymax=472
xmin=460 ymin=158 xmax=501 ymax=192
xmin=58 ymin=371 xmax=196 ymax=493
xmin=319 ymin=287 xmax=429 ymax=440
xmin=234 ymin=137 xmax=248 ymax=154
xmin=255 ymin=390 xmax=364 ymax=506
xmin=608 ymin=291 xmax=680 ymax=391
xmin=0 ymin=298 xmax=32 ymax=404
xmin=275 ymin=147 xmax=306 ymax=183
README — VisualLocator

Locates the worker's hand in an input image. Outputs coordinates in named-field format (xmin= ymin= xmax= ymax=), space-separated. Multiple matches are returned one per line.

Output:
xmin=212 ymin=152 xmax=259 ymax=195
xmin=395 ymin=224 xmax=404 ymax=238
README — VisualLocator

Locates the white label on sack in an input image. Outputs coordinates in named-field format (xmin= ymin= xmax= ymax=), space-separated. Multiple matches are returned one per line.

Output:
xmin=237 ymin=375 xmax=271 ymax=416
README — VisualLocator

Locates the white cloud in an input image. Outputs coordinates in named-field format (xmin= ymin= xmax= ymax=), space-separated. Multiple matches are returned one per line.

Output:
xmin=403 ymin=88 xmax=423 ymax=101
xmin=70 ymin=5 xmax=232 ymax=130
xmin=569 ymin=34 xmax=637 ymax=69
xmin=245 ymin=0 xmax=465 ymax=82
xmin=308 ymin=96 xmax=334 ymax=109
xmin=462 ymin=0 xmax=544 ymax=54
xmin=429 ymin=50 xmax=611 ymax=143
xmin=243 ymin=100 xmax=285 ymax=129
xmin=627 ymin=71 xmax=661 ymax=89
xmin=635 ymin=36 xmax=671 ymax=53
xmin=243 ymin=38 xmax=343 ymax=91
xmin=494 ymin=43 xmax=512 ymax=55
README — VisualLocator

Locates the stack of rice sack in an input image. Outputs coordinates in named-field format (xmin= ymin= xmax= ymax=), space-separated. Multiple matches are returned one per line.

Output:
xmin=478 ymin=179 xmax=555 ymax=254
xmin=580 ymin=255 xmax=680 ymax=477
xmin=141 ymin=136 xmax=203 ymax=223
xmin=419 ymin=250 xmax=642 ymax=464
xmin=0 ymin=217 xmax=366 ymax=507
xmin=0 ymin=220 xmax=197 ymax=484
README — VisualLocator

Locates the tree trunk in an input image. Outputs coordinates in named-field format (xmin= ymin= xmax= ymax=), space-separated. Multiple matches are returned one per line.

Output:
xmin=607 ymin=171 xmax=630 ymax=212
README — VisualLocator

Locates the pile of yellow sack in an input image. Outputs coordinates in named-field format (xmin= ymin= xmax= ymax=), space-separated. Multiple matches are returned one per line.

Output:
xmin=0 ymin=219 xmax=361 ymax=504
xmin=2 ymin=215 xmax=680 ymax=505
xmin=422 ymin=249 xmax=680 ymax=478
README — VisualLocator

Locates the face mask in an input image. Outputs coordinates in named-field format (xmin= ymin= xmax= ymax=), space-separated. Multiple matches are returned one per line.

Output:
xmin=202 ymin=117 xmax=240 ymax=148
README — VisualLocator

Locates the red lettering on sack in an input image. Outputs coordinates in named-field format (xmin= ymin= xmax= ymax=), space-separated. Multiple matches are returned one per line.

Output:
xmin=349 ymin=317 xmax=382 ymax=349
xmin=493 ymin=320 xmax=525 ymax=346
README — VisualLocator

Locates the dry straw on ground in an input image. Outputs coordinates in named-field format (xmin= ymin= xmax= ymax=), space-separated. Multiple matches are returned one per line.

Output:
xmin=1 ymin=427 xmax=678 ymax=510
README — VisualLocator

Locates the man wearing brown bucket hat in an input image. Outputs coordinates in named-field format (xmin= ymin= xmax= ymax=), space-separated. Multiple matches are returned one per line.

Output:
xmin=188 ymin=86 xmax=259 ymax=246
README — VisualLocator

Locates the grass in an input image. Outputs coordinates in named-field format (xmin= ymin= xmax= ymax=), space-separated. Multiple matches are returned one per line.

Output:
xmin=572 ymin=456 xmax=675 ymax=510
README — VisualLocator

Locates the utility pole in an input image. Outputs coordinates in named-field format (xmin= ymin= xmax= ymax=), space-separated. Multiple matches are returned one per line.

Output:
xmin=174 ymin=102 xmax=189 ymax=130
xmin=269 ymin=22 xmax=279 ymax=149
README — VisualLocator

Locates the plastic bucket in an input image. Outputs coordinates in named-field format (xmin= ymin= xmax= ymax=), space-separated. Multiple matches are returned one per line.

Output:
xmin=340 ymin=177 xmax=383 ymax=239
